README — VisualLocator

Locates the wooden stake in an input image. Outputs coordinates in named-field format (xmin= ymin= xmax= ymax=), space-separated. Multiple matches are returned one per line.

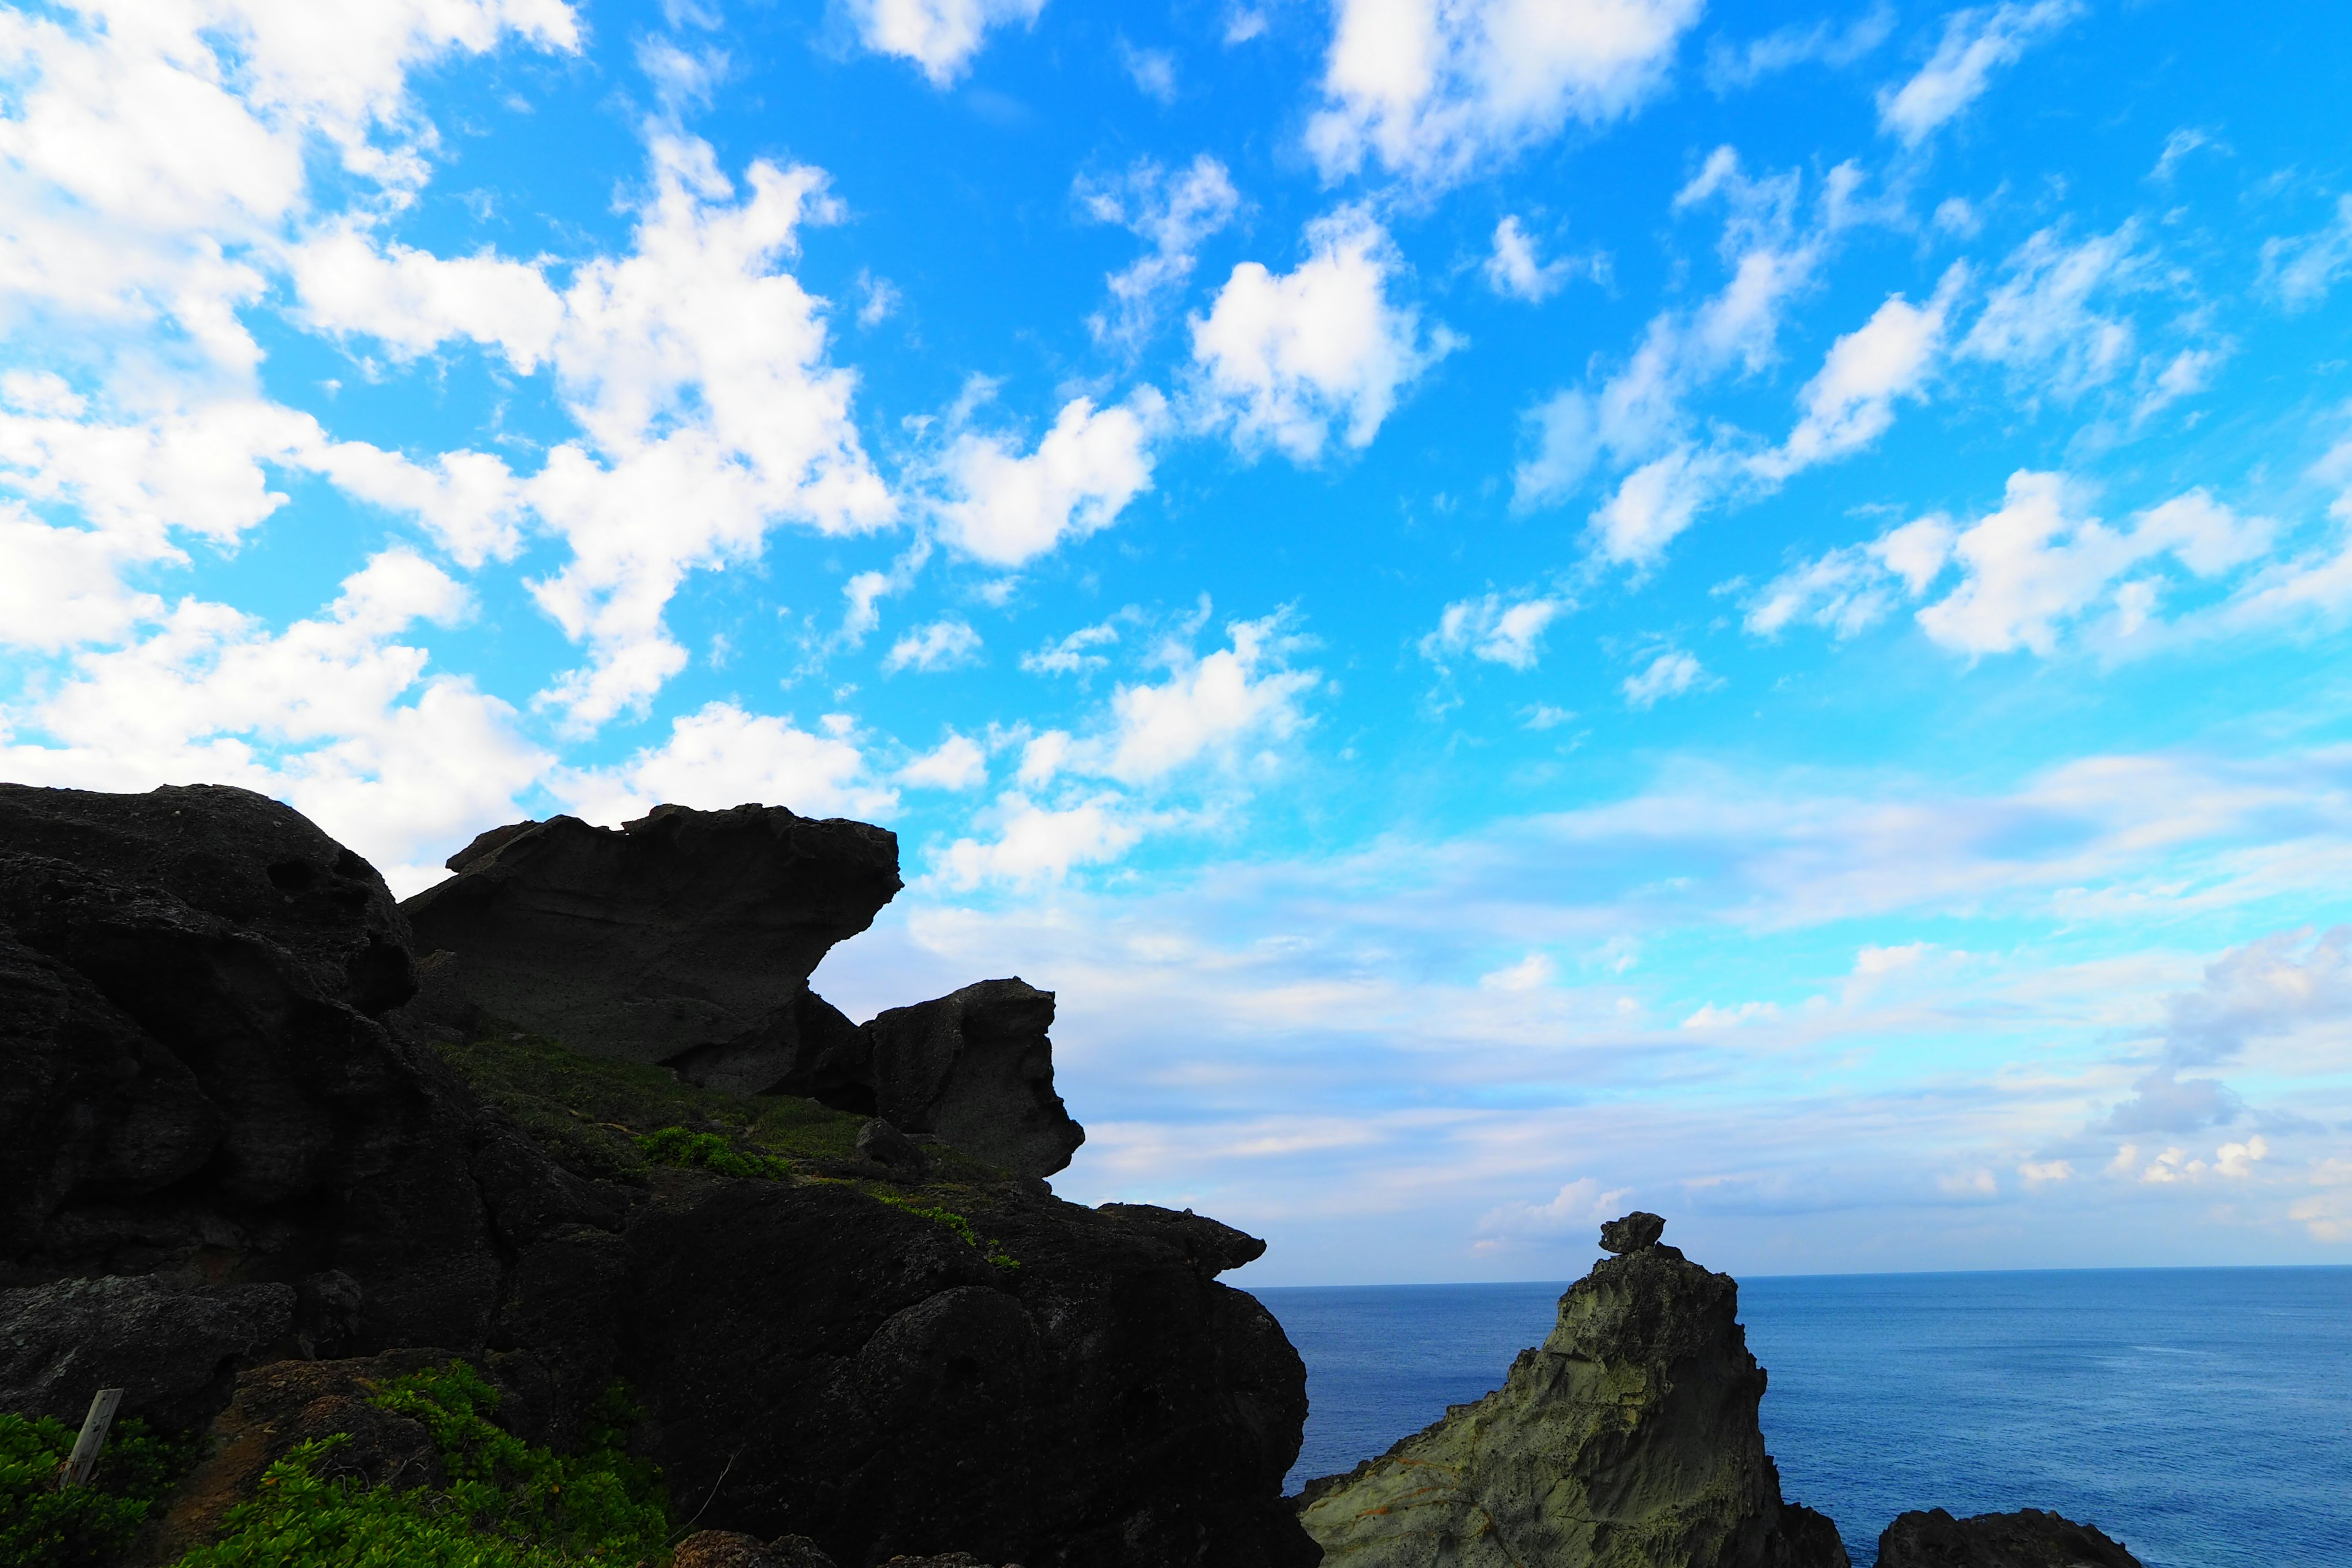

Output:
xmin=56 ymin=1388 xmax=124 ymax=1490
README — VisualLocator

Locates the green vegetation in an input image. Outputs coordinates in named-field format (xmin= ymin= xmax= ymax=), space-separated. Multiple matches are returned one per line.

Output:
xmin=432 ymin=1028 xmax=867 ymax=1182
xmin=880 ymin=1196 xmax=1022 ymax=1273
xmin=0 ymin=1411 xmax=198 ymax=1567
xmin=172 ymin=1362 xmax=672 ymax=1568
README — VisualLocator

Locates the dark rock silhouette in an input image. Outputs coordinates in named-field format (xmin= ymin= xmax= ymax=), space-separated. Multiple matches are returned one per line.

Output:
xmin=862 ymin=978 xmax=1085 ymax=1179
xmin=0 ymin=1275 xmax=293 ymax=1432
xmin=1297 ymin=1212 xmax=1847 ymax=1568
xmin=1096 ymin=1203 xmax=1268 ymax=1276
xmin=398 ymin=807 xmax=1086 ymax=1178
xmin=402 ymin=804 xmax=899 ymax=1091
xmin=1599 ymin=1210 xmax=1665 ymax=1254
xmin=0 ymin=782 xmax=1314 ymax=1568
xmin=1876 ymin=1508 xmax=2143 ymax=1568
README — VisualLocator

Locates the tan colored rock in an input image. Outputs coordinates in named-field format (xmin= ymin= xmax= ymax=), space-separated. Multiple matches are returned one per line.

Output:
xmin=1297 ymin=1217 xmax=1846 ymax=1568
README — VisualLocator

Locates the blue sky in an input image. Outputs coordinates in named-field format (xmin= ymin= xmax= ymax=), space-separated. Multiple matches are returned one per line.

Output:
xmin=6 ymin=0 xmax=2352 ymax=1282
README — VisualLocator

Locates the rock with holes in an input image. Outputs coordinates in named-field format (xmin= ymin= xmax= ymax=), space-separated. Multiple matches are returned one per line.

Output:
xmin=399 ymin=805 xmax=900 ymax=1094
xmin=1875 ymin=1509 xmax=2143 ymax=1568
xmin=1295 ymin=1213 xmax=1848 ymax=1568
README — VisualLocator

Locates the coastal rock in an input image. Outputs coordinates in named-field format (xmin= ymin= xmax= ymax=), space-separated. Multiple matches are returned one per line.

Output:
xmin=400 ymin=804 xmax=900 ymax=1090
xmin=1599 ymin=1210 xmax=1666 ymax=1254
xmin=1876 ymin=1508 xmax=2143 ymax=1568
xmin=0 ymin=1275 xmax=294 ymax=1431
xmin=0 ymin=783 xmax=625 ymax=1397
xmin=862 ymin=978 xmax=1085 ymax=1179
xmin=617 ymin=1174 xmax=1315 ymax=1567
xmin=1297 ymin=1213 xmax=1847 ymax=1568
xmin=0 ymin=782 xmax=416 ymax=1014
xmin=1096 ymin=1204 xmax=1267 ymax=1276
xmin=856 ymin=1117 xmax=930 ymax=1173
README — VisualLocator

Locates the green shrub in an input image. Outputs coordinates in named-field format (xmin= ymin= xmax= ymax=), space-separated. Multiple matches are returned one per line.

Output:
xmin=635 ymin=1127 xmax=793 ymax=1181
xmin=170 ymin=1362 xmax=672 ymax=1568
xmin=879 ymin=1197 xmax=1020 ymax=1273
xmin=0 ymin=1411 xmax=198 ymax=1568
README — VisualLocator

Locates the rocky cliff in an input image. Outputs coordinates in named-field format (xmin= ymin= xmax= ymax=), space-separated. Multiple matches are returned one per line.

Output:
xmin=1295 ymin=1212 xmax=1847 ymax=1568
xmin=1874 ymin=1508 xmax=2144 ymax=1568
xmin=0 ymin=782 xmax=1312 ymax=1567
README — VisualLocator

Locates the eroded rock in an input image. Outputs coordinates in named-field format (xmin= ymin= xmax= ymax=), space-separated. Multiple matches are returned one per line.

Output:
xmin=0 ymin=1275 xmax=294 ymax=1432
xmin=1876 ymin=1508 xmax=2143 ymax=1568
xmin=1297 ymin=1213 xmax=1847 ymax=1568
xmin=401 ymin=804 xmax=900 ymax=1090
xmin=863 ymin=978 xmax=1085 ymax=1179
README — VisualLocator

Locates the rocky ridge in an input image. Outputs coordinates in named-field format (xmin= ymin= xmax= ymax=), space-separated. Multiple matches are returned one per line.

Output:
xmin=1296 ymin=1212 xmax=1845 ymax=1568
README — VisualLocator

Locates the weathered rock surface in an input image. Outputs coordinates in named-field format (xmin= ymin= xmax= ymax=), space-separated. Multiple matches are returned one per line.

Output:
xmin=0 ymin=1275 xmax=294 ymax=1431
xmin=1876 ymin=1509 xmax=2143 ymax=1568
xmin=1297 ymin=1214 xmax=1847 ymax=1568
xmin=612 ymin=1170 xmax=1314 ymax=1567
xmin=401 ymin=804 xmax=900 ymax=1091
xmin=862 ymin=978 xmax=1085 ymax=1178
xmin=0 ymin=783 xmax=612 ymax=1370
xmin=2 ymin=782 xmax=1316 ymax=1568
xmin=1096 ymin=1203 xmax=1268 ymax=1276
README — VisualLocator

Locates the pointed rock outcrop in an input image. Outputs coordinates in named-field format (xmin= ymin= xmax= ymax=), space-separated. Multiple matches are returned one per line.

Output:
xmin=1296 ymin=1213 xmax=1847 ymax=1568
xmin=1875 ymin=1508 xmax=2143 ymax=1568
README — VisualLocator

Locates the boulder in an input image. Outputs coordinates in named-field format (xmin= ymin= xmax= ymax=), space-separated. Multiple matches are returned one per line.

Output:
xmin=1876 ymin=1509 xmax=2143 ymax=1568
xmin=1599 ymin=1210 xmax=1665 ymax=1254
xmin=0 ymin=1275 xmax=294 ymax=1431
xmin=1095 ymin=1204 xmax=1267 ymax=1276
xmin=615 ymin=1174 xmax=1316 ymax=1567
xmin=862 ymin=979 xmax=1085 ymax=1179
xmin=0 ymin=783 xmax=627 ymax=1394
xmin=1296 ymin=1213 xmax=1847 ymax=1568
xmin=0 ymin=782 xmax=415 ymax=1014
xmin=400 ymin=804 xmax=900 ymax=1091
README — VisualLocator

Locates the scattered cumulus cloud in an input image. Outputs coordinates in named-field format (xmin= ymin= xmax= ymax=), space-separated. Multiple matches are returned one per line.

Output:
xmin=883 ymin=617 xmax=984 ymax=674
xmin=552 ymin=699 xmax=896 ymax=828
xmin=1118 ymin=37 xmax=1178 ymax=102
xmin=1483 ymin=216 xmax=1585 ymax=303
xmin=843 ymin=0 xmax=1044 ymax=86
xmin=1959 ymin=224 xmax=2146 ymax=400
xmin=1622 ymin=647 xmax=1709 ymax=708
xmin=1308 ymin=0 xmax=1705 ymax=189
xmin=1022 ymin=618 xmax=1124 ymax=676
xmin=936 ymin=391 xmax=1166 ymax=567
xmin=1705 ymin=6 xmax=1894 ymax=92
xmin=1876 ymin=0 xmax=2080 ymax=147
xmin=1758 ymin=264 xmax=1967 ymax=480
xmin=1473 ymin=1178 xmax=1632 ymax=1248
xmin=1422 ymin=592 xmax=1571 ymax=671
xmin=1191 ymin=206 xmax=1457 ymax=461
xmin=900 ymin=730 xmax=989 ymax=790
xmin=1080 ymin=156 xmax=1242 ymax=349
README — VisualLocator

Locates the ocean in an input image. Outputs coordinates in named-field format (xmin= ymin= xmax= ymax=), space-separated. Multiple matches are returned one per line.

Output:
xmin=1257 ymin=1266 xmax=2352 ymax=1567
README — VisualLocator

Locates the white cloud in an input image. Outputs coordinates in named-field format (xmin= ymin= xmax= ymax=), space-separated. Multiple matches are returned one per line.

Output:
xmin=1118 ymin=38 xmax=1178 ymax=102
xmin=1474 ymin=1177 xmax=1632 ymax=1242
xmin=2260 ymin=196 xmax=2352 ymax=313
xmin=1483 ymin=216 xmax=1578 ymax=302
xmin=1705 ymin=7 xmax=1894 ymax=91
xmin=1422 ymin=592 xmax=1570 ymax=671
xmin=1095 ymin=614 xmax=1317 ymax=784
xmin=1480 ymin=952 xmax=1558 ymax=990
xmin=287 ymin=224 xmax=564 ymax=369
xmin=844 ymin=0 xmax=1044 ymax=86
xmin=0 ymin=506 xmax=168 ymax=652
xmin=1876 ymin=1 xmax=2079 ymax=146
xmin=1081 ymin=155 xmax=1242 ymax=349
xmin=524 ymin=136 xmax=894 ymax=729
xmin=551 ymin=700 xmax=896 ymax=826
xmin=1622 ymin=647 xmax=1708 ymax=708
xmin=855 ymin=269 xmax=902 ymax=326
xmin=900 ymin=730 xmax=989 ymax=790
xmin=1591 ymin=447 xmax=1732 ymax=568
xmin=883 ymin=618 xmax=983 ymax=674
xmin=937 ymin=391 xmax=1166 ymax=566
xmin=1959 ymin=224 xmax=2143 ymax=399
xmin=1307 ymin=0 xmax=1705 ymax=188
xmin=1191 ymin=206 xmax=1455 ymax=461
xmin=2018 ymin=1159 xmax=2073 ymax=1185
xmin=1 ymin=549 xmax=546 ymax=894
xmin=1759 ymin=264 xmax=1966 ymax=479
xmin=1022 ymin=617 xmax=1123 ymax=676
xmin=938 ymin=791 xmax=1145 ymax=889
xmin=1750 ymin=477 xmax=2277 ymax=655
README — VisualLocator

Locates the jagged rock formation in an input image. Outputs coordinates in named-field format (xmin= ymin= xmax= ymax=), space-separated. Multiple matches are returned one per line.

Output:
xmin=1297 ymin=1213 xmax=1847 ymax=1568
xmin=399 ymin=806 xmax=1086 ymax=1178
xmin=0 ymin=1275 xmax=294 ymax=1432
xmin=1876 ymin=1509 xmax=2143 ymax=1568
xmin=862 ymin=978 xmax=1085 ymax=1180
xmin=0 ymin=782 xmax=1315 ymax=1568
xmin=402 ymin=804 xmax=899 ymax=1091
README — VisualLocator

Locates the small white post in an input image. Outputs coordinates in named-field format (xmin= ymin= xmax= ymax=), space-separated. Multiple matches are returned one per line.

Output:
xmin=56 ymin=1389 xmax=124 ymax=1490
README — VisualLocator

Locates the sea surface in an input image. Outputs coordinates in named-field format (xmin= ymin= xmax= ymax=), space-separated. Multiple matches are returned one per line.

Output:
xmin=1257 ymin=1266 xmax=2352 ymax=1568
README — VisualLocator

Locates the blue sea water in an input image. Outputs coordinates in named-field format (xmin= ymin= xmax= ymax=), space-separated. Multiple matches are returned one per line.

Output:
xmin=1257 ymin=1267 xmax=2352 ymax=1568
